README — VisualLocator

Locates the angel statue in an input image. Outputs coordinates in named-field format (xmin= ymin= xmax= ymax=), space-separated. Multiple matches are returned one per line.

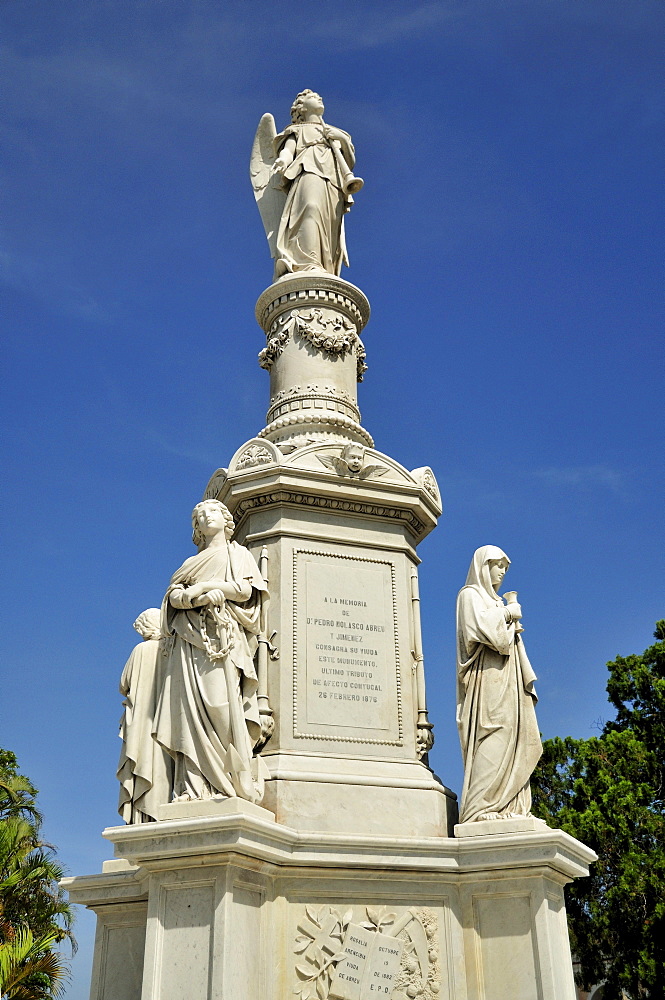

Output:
xmin=250 ymin=90 xmax=363 ymax=280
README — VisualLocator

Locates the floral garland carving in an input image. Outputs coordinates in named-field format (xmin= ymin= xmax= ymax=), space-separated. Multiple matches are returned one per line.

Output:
xmin=294 ymin=308 xmax=357 ymax=358
xmin=356 ymin=338 xmax=368 ymax=382
xmin=259 ymin=308 xmax=368 ymax=382
xmin=258 ymin=313 xmax=291 ymax=370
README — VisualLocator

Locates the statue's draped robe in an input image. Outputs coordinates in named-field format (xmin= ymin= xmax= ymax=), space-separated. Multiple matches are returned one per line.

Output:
xmin=117 ymin=637 xmax=174 ymax=822
xmin=274 ymin=122 xmax=355 ymax=276
xmin=153 ymin=541 xmax=268 ymax=803
xmin=456 ymin=546 xmax=542 ymax=823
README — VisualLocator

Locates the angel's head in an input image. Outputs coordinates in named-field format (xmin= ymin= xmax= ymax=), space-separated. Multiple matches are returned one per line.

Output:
xmin=291 ymin=90 xmax=324 ymax=124
xmin=341 ymin=443 xmax=365 ymax=473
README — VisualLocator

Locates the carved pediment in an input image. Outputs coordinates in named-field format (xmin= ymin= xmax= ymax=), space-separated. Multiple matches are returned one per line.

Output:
xmin=202 ymin=468 xmax=228 ymax=501
xmin=410 ymin=466 xmax=442 ymax=513
xmin=228 ymin=438 xmax=282 ymax=475
xmin=287 ymin=443 xmax=415 ymax=487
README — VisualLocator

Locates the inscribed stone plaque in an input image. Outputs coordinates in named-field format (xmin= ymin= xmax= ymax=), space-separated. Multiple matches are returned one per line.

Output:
xmin=329 ymin=924 xmax=373 ymax=1000
xmin=365 ymin=932 xmax=404 ymax=995
xmin=330 ymin=925 xmax=404 ymax=1000
xmin=293 ymin=550 xmax=402 ymax=744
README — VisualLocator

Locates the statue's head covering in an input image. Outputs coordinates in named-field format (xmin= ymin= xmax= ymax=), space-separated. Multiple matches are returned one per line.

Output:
xmin=462 ymin=545 xmax=510 ymax=604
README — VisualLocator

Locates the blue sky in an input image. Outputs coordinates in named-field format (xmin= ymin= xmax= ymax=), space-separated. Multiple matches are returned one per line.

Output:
xmin=2 ymin=1 xmax=663 ymax=995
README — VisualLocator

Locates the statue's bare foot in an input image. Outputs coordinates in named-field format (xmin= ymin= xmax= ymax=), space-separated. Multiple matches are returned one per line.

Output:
xmin=173 ymin=792 xmax=192 ymax=803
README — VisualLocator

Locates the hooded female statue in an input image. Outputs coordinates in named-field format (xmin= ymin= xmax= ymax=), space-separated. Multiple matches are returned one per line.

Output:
xmin=456 ymin=545 xmax=542 ymax=824
xmin=153 ymin=500 xmax=269 ymax=804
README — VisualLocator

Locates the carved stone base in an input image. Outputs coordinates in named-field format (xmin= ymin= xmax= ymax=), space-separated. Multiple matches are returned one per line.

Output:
xmin=64 ymin=807 xmax=595 ymax=1000
xmin=455 ymin=816 xmax=548 ymax=838
xmin=260 ymin=752 xmax=456 ymax=838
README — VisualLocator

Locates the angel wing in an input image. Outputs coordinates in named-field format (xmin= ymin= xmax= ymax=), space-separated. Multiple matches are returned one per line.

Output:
xmin=317 ymin=454 xmax=349 ymax=476
xmin=358 ymin=464 xmax=389 ymax=480
xmin=250 ymin=113 xmax=287 ymax=260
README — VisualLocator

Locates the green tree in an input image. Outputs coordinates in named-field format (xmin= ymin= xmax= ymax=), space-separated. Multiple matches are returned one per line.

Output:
xmin=531 ymin=621 xmax=665 ymax=1000
xmin=0 ymin=751 xmax=75 ymax=999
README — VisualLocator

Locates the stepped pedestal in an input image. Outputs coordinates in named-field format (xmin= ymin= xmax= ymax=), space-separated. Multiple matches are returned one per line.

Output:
xmin=64 ymin=805 xmax=595 ymax=1000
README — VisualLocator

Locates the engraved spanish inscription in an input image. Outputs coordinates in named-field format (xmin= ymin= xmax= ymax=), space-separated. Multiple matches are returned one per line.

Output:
xmin=294 ymin=550 xmax=402 ymax=743
xmin=329 ymin=924 xmax=373 ymax=1000
xmin=329 ymin=924 xmax=404 ymax=1000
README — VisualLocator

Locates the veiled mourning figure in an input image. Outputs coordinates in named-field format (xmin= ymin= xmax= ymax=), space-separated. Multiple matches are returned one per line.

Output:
xmin=251 ymin=90 xmax=363 ymax=279
xmin=456 ymin=546 xmax=542 ymax=824
xmin=117 ymin=609 xmax=173 ymax=823
xmin=153 ymin=500 xmax=269 ymax=804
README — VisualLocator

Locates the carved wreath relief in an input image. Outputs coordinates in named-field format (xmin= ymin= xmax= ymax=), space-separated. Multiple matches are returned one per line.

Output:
xmin=259 ymin=308 xmax=368 ymax=382
xmin=235 ymin=445 xmax=274 ymax=470
xmin=421 ymin=470 xmax=439 ymax=504
xmin=293 ymin=904 xmax=441 ymax=1000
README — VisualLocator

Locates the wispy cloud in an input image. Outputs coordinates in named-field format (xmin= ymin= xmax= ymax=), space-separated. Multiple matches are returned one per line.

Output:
xmin=533 ymin=465 xmax=626 ymax=495
xmin=310 ymin=2 xmax=461 ymax=50
xmin=143 ymin=429 xmax=221 ymax=469
xmin=0 ymin=246 xmax=111 ymax=323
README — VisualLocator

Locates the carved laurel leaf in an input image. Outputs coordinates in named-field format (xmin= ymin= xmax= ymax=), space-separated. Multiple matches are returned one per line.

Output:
xmin=366 ymin=906 xmax=381 ymax=926
xmin=342 ymin=908 xmax=354 ymax=927
xmin=294 ymin=936 xmax=311 ymax=954
xmin=316 ymin=978 xmax=326 ymax=1000
xmin=305 ymin=905 xmax=320 ymax=926
xmin=332 ymin=952 xmax=348 ymax=963
xmin=379 ymin=913 xmax=397 ymax=930
xmin=295 ymin=963 xmax=315 ymax=980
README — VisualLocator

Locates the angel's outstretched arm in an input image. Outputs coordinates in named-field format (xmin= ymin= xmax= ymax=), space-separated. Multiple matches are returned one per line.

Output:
xmin=273 ymin=136 xmax=296 ymax=174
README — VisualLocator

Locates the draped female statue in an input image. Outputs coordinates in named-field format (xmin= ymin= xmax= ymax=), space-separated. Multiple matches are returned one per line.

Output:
xmin=250 ymin=90 xmax=363 ymax=279
xmin=117 ymin=609 xmax=173 ymax=823
xmin=456 ymin=546 xmax=542 ymax=824
xmin=153 ymin=500 xmax=269 ymax=804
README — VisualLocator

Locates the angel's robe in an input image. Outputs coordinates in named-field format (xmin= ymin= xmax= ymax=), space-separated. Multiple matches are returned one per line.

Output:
xmin=117 ymin=636 xmax=173 ymax=823
xmin=274 ymin=122 xmax=355 ymax=276
xmin=456 ymin=548 xmax=542 ymax=823
xmin=153 ymin=541 xmax=268 ymax=803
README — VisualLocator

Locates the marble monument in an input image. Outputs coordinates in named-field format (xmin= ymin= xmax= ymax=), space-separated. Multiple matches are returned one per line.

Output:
xmin=64 ymin=92 xmax=595 ymax=1000
xmin=455 ymin=546 xmax=543 ymax=828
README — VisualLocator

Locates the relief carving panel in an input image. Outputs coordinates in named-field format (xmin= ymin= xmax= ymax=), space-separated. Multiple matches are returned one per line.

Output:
xmin=293 ymin=905 xmax=441 ymax=1000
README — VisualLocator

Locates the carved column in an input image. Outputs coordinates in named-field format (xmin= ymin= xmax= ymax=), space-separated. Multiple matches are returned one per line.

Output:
xmin=255 ymin=273 xmax=372 ymax=451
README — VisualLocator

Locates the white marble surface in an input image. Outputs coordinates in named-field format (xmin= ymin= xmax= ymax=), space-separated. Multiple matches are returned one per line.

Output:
xmin=251 ymin=91 xmax=362 ymax=279
xmin=455 ymin=816 xmax=547 ymax=838
xmin=64 ymin=809 xmax=595 ymax=1000
xmin=456 ymin=546 xmax=542 ymax=825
